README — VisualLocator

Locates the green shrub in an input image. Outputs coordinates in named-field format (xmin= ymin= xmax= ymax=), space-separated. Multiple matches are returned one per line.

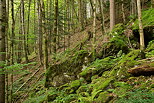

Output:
xmin=116 ymin=89 xmax=154 ymax=103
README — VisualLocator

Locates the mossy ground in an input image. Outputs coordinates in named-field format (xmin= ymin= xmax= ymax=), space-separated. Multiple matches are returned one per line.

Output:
xmin=23 ymin=9 xmax=154 ymax=103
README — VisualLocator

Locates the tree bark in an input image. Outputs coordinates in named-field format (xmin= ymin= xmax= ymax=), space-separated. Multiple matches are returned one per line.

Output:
xmin=78 ymin=0 xmax=84 ymax=30
xmin=53 ymin=0 xmax=58 ymax=53
xmin=93 ymin=0 xmax=96 ymax=60
xmin=152 ymin=0 xmax=154 ymax=8
xmin=110 ymin=0 xmax=115 ymax=31
xmin=10 ymin=0 xmax=15 ymax=102
xmin=41 ymin=0 xmax=48 ymax=69
xmin=137 ymin=0 xmax=145 ymax=50
xmin=121 ymin=0 xmax=126 ymax=23
xmin=21 ymin=0 xmax=29 ymax=63
xmin=5 ymin=0 xmax=9 ymax=102
xmin=38 ymin=0 xmax=43 ymax=64
xmin=26 ymin=0 xmax=32 ymax=55
xmin=98 ymin=0 xmax=105 ymax=34
xmin=0 ymin=0 xmax=6 ymax=102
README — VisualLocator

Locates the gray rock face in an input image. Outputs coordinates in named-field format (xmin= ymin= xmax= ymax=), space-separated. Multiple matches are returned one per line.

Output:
xmin=52 ymin=73 xmax=76 ymax=87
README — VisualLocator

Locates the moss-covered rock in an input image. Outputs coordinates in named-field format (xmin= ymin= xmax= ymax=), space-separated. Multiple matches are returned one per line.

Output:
xmin=98 ymin=24 xmax=129 ymax=58
xmin=70 ymin=80 xmax=81 ymax=88
xmin=80 ymin=56 xmax=119 ymax=81
xmin=45 ymin=50 xmax=91 ymax=87
xmin=92 ymin=77 xmax=114 ymax=91
xmin=96 ymin=91 xmax=113 ymax=103
xmin=146 ymin=40 xmax=154 ymax=58
xmin=132 ymin=8 xmax=154 ymax=30
xmin=110 ymin=50 xmax=144 ymax=78
xmin=128 ymin=62 xmax=154 ymax=76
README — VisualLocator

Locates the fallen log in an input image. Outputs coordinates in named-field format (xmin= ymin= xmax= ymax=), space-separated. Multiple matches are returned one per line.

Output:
xmin=128 ymin=62 xmax=154 ymax=76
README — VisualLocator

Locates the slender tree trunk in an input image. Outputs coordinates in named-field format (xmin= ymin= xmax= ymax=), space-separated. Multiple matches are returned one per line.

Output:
xmin=93 ymin=0 xmax=96 ymax=60
xmin=63 ymin=0 xmax=66 ymax=51
xmin=152 ymin=0 xmax=154 ymax=8
xmin=0 ymin=0 xmax=6 ymax=102
xmin=121 ymin=0 xmax=126 ymax=23
xmin=5 ymin=0 xmax=9 ymax=102
xmin=17 ymin=6 xmax=22 ymax=63
xmin=38 ymin=0 xmax=43 ymax=64
xmin=89 ymin=0 xmax=94 ymax=14
xmin=131 ymin=0 xmax=137 ymax=15
xmin=53 ymin=0 xmax=58 ymax=53
xmin=67 ymin=0 xmax=71 ymax=47
xmin=41 ymin=0 xmax=48 ymax=69
xmin=110 ymin=0 xmax=115 ymax=31
xmin=49 ymin=0 xmax=52 ymax=54
xmin=137 ymin=0 xmax=145 ymax=50
xmin=78 ymin=0 xmax=84 ymax=30
xmin=98 ymin=0 xmax=105 ymax=34
xmin=26 ymin=0 xmax=32 ymax=55
xmin=21 ymin=0 xmax=29 ymax=63
xmin=10 ymin=0 xmax=15 ymax=102
xmin=34 ymin=0 xmax=37 ymax=54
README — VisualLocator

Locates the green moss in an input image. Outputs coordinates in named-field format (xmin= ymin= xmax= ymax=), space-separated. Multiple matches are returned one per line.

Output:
xmin=96 ymin=91 xmax=111 ymax=103
xmin=132 ymin=8 xmax=154 ymax=29
xmin=70 ymin=80 xmax=81 ymax=88
xmin=113 ymin=82 xmax=130 ymax=88
xmin=91 ymin=75 xmax=99 ymax=81
xmin=76 ymin=85 xmax=90 ymax=94
xmin=110 ymin=50 xmax=143 ymax=77
xmin=80 ymin=56 xmax=118 ymax=78
xmin=102 ymin=71 xmax=110 ymax=78
xmin=146 ymin=40 xmax=154 ymax=58
xmin=115 ymin=89 xmax=154 ymax=103
xmin=45 ymin=50 xmax=90 ymax=87
xmin=93 ymin=77 xmax=114 ymax=91
xmin=149 ymin=62 xmax=154 ymax=67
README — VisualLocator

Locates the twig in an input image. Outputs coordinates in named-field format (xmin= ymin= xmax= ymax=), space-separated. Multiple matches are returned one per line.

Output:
xmin=14 ymin=65 xmax=41 ymax=94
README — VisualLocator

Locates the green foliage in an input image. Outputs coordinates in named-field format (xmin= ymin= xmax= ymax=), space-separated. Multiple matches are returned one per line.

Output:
xmin=93 ymin=77 xmax=114 ymax=91
xmin=132 ymin=8 xmax=154 ymax=30
xmin=116 ymin=89 xmax=154 ymax=103
xmin=0 ymin=62 xmax=36 ymax=74
xmin=24 ymin=95 xmax=47 ymax=103
xmin=96 ymin=91 xmax=110 ymax=103
xmin=80 ymin=56 xmax=119 ymax=77
xmin=101 ymin=24 xmax=129 ymax=57
xmin=146 ymin=40 xmax=154 ymax=58
xmin=110 ymin=24 xmax=125 ymax=36
xmin=70 ymin=80 xmax=81 ymax=88
xmin=77 ymin=89 xmax=102 ymax=103
xmin=51 ymin=49 xmax=72 ymax=63
xmin=110 ymin=50 xmax=143 ymax=77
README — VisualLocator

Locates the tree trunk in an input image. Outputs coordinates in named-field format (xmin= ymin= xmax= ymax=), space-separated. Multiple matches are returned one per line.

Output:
xmin=5 ymin=0 xmax=9 ymax=102
xmin=26 ymin=0 xmax=32 ymax=55
xmin=10 ymin=0 xmax=15 ymax=102
xmin=131 ymin=0 xmax=137 ymax=15
xmin=121 ymin=0 xmax=126 ymax=23
xmin=137 ymin=0 xmax=145 ymax=50
xmin=78 ymin=0 xmax=84 ymax=30
xmin=38 ymin=0 xmax=43 ymax=64
xmin=110 ymin=0 xmax=115 ymax=31
xmin=152 ymin=0 xmax=154 ymax=8
xmin=53 ymin=0 xmax=58 ymax=53
xmin=41 ymin=0 xmax=48 ymax=69
xmin=0 ymin=0 xmax=6 ymax=102
xmin=93 ymin=0 xmax=96 ymax=60
xmin=21 ymin=0 xmax=29 ymax=63
xmin=98 ymin=0 xmax=105 ymax=34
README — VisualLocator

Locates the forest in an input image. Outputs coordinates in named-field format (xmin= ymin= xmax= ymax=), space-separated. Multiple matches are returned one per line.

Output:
xmin=0 ymin=0 xmax=154 ymax=103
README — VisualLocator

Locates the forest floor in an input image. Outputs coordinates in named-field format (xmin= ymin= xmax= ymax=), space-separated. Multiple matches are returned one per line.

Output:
xmin=12 ymin=7 xmax=154 ymax=103
xmin=13 ymin=17 xmax=109 ymax=103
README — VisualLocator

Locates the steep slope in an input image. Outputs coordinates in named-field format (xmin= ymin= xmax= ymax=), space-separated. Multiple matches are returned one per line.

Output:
xmin=17 ymin=8 xmax=154 ymax=103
